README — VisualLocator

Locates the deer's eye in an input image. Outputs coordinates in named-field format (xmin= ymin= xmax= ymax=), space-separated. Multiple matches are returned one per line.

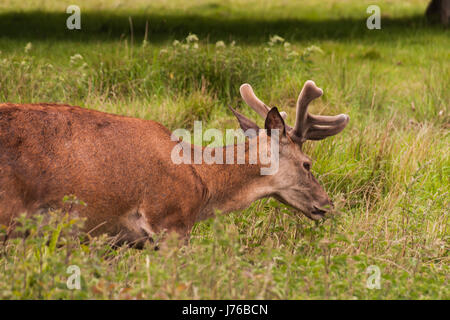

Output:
xmin=303 ymin=162 xmax=311 ymax=171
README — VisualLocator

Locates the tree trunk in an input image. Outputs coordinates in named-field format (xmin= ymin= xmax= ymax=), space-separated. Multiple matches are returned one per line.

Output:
xmin=426 ymin=0 xmax=450 ymax=26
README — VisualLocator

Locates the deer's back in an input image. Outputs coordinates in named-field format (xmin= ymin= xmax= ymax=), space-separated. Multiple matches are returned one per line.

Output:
xmin=0 ymin=103 xmax=205 ymax=237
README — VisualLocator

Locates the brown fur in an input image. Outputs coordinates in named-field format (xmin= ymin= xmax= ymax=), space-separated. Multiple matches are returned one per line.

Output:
xmin=0 ymin=95 xmax=346 ymax=247
xmin=0 ymin=103 xmax=206 ymax=247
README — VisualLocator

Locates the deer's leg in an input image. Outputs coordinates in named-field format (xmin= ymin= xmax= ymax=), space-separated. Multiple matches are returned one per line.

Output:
xmin=0 ymin=169 xmax=28 ymax=241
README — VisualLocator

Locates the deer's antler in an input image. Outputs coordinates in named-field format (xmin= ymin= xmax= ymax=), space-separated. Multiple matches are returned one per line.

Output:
xmin=239 ymin=81 xmax=349 ymax=144
xmin=291 ymin=80 xmax=349 ymax=143
xmin=240 ymin=84 xmax=288 ymax=121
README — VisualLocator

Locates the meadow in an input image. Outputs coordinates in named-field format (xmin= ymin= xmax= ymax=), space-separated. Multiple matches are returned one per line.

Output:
xmin=0 ymin=0 xmax=448 ymax=299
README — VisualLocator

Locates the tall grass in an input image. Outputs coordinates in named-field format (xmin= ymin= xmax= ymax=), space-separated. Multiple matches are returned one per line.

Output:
xmin=0 ymin=0 xmax=448 ymax=299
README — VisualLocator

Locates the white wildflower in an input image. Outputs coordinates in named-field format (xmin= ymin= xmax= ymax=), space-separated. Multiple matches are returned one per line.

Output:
xmin=186 ymin=33 xmax=199 ymax=43
xmin=215 ymin=41 xmax=226 ymax=48
xmin=269 ymin=35 xmax=284 ymax=44
xmin=303 ymin=45 xmax=324 ymax=55
xmin=70 ymin=53 xmax=83 ymax=64
xmin=24 ymin=42 xmax=32 ymax=53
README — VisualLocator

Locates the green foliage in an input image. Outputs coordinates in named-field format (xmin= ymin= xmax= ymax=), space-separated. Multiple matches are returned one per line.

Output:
xmin=0 ymin=0 xmax=448 ymax=299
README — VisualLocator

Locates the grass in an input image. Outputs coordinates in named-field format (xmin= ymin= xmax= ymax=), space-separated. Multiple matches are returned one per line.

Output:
xmin=0 ymin=0 xmax=449 ymax=299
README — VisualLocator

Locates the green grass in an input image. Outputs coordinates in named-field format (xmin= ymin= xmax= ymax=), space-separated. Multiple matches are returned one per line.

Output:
xmin=0 ymin=0 xmax=449 ymax=299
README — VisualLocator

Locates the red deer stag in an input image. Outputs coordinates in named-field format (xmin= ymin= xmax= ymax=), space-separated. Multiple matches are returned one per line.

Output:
xmin=0 ymin=80 xmax=349 ymax=247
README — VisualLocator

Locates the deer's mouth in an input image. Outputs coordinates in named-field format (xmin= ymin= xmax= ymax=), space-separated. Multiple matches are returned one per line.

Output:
xmin=312 ymin=205 xmax=327 ymax=215
xmin=305 ymin=206 xmax=328 ymax=220
xmin=273 ymin=195 xmax=329 ymax=221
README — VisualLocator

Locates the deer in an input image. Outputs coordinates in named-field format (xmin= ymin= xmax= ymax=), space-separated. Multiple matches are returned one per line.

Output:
xmin=0 ymin=80 xmax=349 ymax=248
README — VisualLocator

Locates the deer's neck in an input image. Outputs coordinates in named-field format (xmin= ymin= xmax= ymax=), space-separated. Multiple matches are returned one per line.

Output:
xmin=193 ymin=141 xmax=273 ymax=221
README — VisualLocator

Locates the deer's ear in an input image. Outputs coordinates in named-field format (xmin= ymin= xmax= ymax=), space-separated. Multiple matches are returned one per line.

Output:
xmin=229 ymin=106 xmax=260 ymax=135
xmin=265 ymin=107 xmax=286 ymax=136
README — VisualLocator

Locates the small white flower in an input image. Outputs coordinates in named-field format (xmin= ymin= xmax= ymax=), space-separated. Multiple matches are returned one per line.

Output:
xmin=303 ymin=45 xmax=324 ymax=55
xmin=186 ymin=33 xmax=199 ymax=43
xmin=24 ymin=42 xmax=32 ymax=53
xmin=70 ymin=53 xmax=83 ymax=64
xmin=172 ymin=40 xmax=180 ymax=46
xmin=215 ymin=41 xmax=226 ymax=48
xmin=269 ymin=35 xmax=284 ymax=44
xmin=70 ymin=56 xmax=87 ymax=70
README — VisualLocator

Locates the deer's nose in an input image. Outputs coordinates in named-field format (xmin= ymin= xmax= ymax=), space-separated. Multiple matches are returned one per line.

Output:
xmin=316 ymin=198 xmax=333 ymax=212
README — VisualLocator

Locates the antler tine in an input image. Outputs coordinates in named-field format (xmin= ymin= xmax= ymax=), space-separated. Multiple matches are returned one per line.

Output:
xmin=291 ymin=80 xmax=350 ymax=143
xmin=292 ymin=80 xmax=323 ymax=139
xmin=239 ymin=84 xmax=270 ymax=118
xmin=307 ymin=113 xmax=349 ymax=126
xmin=237 ymin=81 xmax=348 ymax=143
xmin=305 ymin=120 xmax=349 ymax=140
